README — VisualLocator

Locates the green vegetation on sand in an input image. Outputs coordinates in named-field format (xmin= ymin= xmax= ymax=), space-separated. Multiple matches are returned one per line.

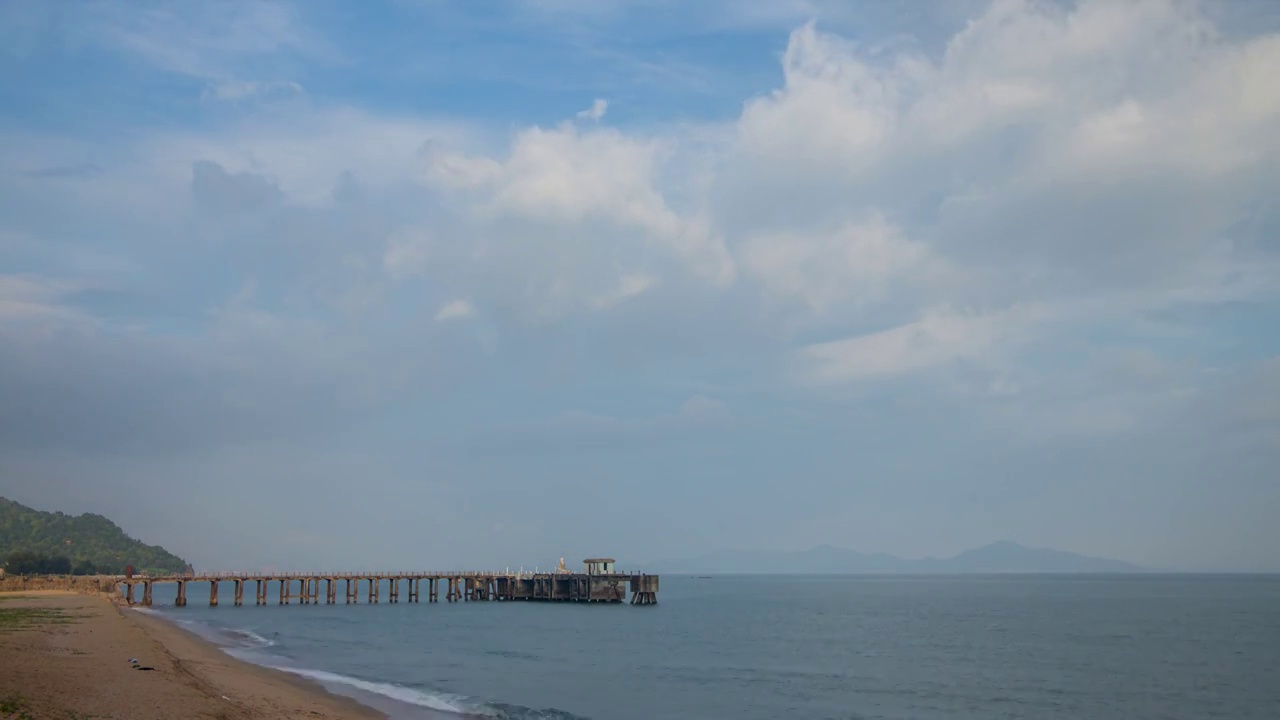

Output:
xmin=0 ymin=606 xmax=79 ymax=632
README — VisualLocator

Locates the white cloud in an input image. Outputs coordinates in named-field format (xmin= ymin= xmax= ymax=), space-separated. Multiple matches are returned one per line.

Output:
xmin=711 ymin=0 xmax=1280 ymax=388
xmin=383 ymin=226 xmax=433 ymax=279
xmin=84 ymin=0 xmax=334 ymax=80
xmin=424 ymin=115 xmax=734 ymax=318
xmin=590 ymin=273 xmax=657 ymax=310
xmin=145 ymin=107 xmax=478 ymax=207
xmin=3 ymin=0 xmax=1280 ymax=571
xmin=794 ymin=306 xmax=1043 ymax=384
xmin=741 ymin=213 xmax=937 ymax=314
xmin=201 ymin=79 xmax=305 ymax=103
xmin=576 ymin=98 xmax=609 ymax=121
xmin=0 ymin=274 xmax=86 ymax=322
xmin=429 ymin=121 xmax=672 ymax=230
xmin=1054 ymin=34 xmax=1280 ymax=178
xmin=736 ymin=23 xmax=893 ymax=175
xmin=4 ymin=0 xmax=1276 ymax=405
xmin=434 ymin=299 xmax=475 ymax=322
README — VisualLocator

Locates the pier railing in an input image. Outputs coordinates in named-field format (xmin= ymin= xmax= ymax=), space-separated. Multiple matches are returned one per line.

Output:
xmin=120 ymin=569 xmax=645 ymax=580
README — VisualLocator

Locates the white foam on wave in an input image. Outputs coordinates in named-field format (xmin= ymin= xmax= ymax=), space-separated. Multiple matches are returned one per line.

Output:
xmin=229 ymin=628 xmax=277 ymax=648
xmin=130 ymin=606 xmax=200 ymax=631
xmin=273 ymin=667 xmax=493 ymax=717
xmin=127 ymin=607 xmax=499 ymax=717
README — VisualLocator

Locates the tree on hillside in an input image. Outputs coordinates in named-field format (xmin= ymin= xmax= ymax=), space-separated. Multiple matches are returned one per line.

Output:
xmin=38 ymin=554 xmax=72 ymax=574
xmin=1 ymin=497 xmax=189 ymax=574
xmin=5 ymin=550 xmax=42 ymax=575
xmin=5 ymin=550 xmax=72 ymax=575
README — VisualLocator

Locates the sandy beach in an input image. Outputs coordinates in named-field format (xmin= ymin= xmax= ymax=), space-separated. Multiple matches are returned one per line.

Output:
xmin=0 ymin=590 xmax=385 ymax=719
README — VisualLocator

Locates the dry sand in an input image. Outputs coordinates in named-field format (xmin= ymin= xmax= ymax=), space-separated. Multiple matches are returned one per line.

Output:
xmin=0 ymin=590 xmax=385 ymax=719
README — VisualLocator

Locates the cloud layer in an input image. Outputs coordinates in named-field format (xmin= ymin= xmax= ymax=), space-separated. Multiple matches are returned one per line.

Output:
xmin=1 ymin=0 xmax=1278 ymax=571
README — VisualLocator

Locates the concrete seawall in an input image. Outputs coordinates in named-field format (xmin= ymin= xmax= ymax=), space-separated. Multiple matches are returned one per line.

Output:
xmin=0 ymin=575 xmax=118 ymax=594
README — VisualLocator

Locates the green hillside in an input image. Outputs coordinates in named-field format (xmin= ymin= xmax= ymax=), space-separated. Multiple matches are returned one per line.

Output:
xmin=0 ymin=497 xmax=190 ymax=575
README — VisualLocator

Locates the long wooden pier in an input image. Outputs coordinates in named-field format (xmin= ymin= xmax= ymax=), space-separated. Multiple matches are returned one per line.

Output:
xmin=118 ymin=558 xmax=659 ymax=608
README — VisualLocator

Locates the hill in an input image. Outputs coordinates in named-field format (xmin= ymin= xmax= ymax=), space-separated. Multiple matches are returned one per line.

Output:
xmin=0 ymin=497 xmax=190 ymax=575
xmin=645 ymin=541 xmax=1144 ymax=574
xmin=934 ymin=540 xmax=1141 ymax=573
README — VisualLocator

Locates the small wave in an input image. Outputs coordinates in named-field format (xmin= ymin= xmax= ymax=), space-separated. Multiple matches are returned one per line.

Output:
xmin=227 ymin=628 xmax=277 ymax=648
xmin=489 ymin=704 xmax=592 ymax=720
xmin=483 ymin=649 xmax=540 ymax=661
xmin=273 ymin=667 xmax=492 ymax=716
xmin=130 ymin=607 xmax=201 ymax=631
xmin=131 ymin=610 xmax=585 ymax=719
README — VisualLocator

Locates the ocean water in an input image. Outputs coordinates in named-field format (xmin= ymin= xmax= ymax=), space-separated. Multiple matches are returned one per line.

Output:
xmin=138 ymin=575 xmax=1280 ymax=719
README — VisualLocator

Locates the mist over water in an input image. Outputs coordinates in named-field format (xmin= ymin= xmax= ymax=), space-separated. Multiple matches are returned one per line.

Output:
xmin=141 ymin=574 xmax=1280 ymax=719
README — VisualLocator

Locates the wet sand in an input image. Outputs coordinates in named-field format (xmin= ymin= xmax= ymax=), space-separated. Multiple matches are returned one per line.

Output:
xmin=0 ymin=590 xmax=385 ymax=719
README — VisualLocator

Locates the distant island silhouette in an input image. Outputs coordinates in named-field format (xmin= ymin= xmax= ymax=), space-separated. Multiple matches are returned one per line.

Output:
xmin=645 ymin=541 xmax=1145 ymax=574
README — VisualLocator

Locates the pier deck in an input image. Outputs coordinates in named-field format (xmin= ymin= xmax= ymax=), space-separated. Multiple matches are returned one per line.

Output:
xmin=117 ymin=566 xmax=659 ymax=607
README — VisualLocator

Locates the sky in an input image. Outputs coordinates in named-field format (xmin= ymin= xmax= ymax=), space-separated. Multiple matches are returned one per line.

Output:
xmin=1 ymin=0 xmax=1278 ymax=573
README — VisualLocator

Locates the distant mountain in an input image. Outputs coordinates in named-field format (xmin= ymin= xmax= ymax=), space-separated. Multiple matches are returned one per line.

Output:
xmin=0 ymin=497 xmax=190 ymax=575
xmin=937 ymin=540 xmax=1141 ymax=573
xmin=644 ymin=541 xmax=1144 ymax=574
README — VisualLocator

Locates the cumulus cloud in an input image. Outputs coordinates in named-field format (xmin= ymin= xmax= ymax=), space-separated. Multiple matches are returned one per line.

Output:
xmin=424 ymin=115 xmax=734 ymax=318
xmin=715 ymin=0 xmax=1279 ymax=388
xmin=741 ymin=213 xmax=938 ymax=314
xmin=2 ymin=0 xmax=1279 ymax=569
xmin=4 ymin=0 xmax=1274 ymax=390
xmin=576 ymin=98 xmax=609 ymax=120
xmin=435 ymin=298 xmax=474 ymax=322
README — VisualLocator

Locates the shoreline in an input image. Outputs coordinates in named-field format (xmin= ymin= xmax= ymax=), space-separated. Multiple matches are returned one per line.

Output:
xmin=0 ymin=590 xmax=387 ymax=719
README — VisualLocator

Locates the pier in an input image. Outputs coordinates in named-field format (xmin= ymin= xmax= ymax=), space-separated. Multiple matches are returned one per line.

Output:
xmin=118 ymin=558 xmax=659 ymax=608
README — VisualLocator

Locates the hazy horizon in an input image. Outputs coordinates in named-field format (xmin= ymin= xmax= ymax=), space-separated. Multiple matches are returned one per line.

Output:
xmin=0 ymin=494 xmax=1271 ymax=575
xmin=2 ymin=0 xmax=1278 ymax=574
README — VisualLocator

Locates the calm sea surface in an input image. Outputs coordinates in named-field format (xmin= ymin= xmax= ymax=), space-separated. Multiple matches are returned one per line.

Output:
xmin=141 ymin=575 xmax=1280 ymax=719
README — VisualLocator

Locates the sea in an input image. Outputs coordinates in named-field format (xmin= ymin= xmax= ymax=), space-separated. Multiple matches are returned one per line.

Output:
xmin=136 ymin=574 xmax=1280 ymax=719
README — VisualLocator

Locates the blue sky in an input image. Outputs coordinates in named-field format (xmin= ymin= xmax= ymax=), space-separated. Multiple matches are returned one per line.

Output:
xmin=2 ymin=0 xmax=1278 ymax=572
